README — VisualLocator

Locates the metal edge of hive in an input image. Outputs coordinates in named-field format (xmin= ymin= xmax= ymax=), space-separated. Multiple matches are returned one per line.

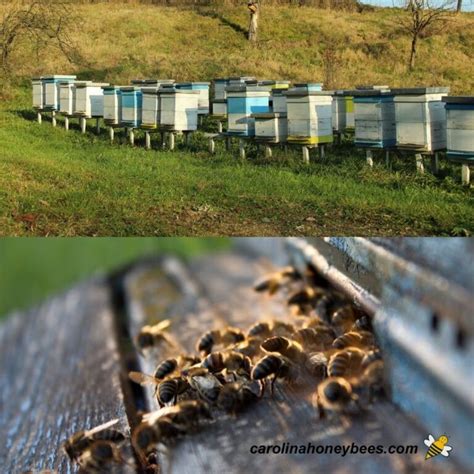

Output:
xmin=282 ymin=237 xmax=474 ymax=471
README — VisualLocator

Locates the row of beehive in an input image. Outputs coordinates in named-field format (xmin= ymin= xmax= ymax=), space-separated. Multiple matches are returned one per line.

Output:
xmin=32 ymin=76 xmax=473 ymax=161
xmin=32 ymin=76 xmax=210 ymax=132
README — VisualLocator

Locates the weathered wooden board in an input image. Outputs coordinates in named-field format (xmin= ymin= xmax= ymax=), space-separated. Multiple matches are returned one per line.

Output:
xmin=124 ymin=253 xmax=463 ymax=474
xmin=0 ymin=279 xmax=135 ymax=473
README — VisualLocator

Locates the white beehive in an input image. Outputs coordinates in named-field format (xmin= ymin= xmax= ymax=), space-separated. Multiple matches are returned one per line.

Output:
xmin=176 ymin=82 xmax=210 ymax=115
xmin=226 ymin=85 xmax=271 ymax=137
xmin=353 ymin=90 xmax=396 ymax=148
xmin=392 ymin=87 xmax=450 ymax=152
xmin=59 ymin=81 xmax=80 ymax=116
xmin=74 ymin=82 xmax=109 ymax=118
xmin=332 ymin=91 xmax=355 ymax=132
xmin=212 ymin=99 xmax=227 ymax=117
xmin=271 ymin=88 xmax=288 ymax=114
xmin=159 ymin=87 xmax=200 ymax=132
xmin=443 ymin=96 xmax=474 ymax=162
xmin=102 ymin=86 xmax=124 ymax=126
xmin=32 ymin=78 xmax=44 ymax=110
xmin=139 ymin=81 xmax=177 ymax=129
xmin=285 ymin=89 xmax=333 ymax=145
xmin=252 ymin=113 xmax=287 ymax=143
xmin=40 ymin=75 xmax=77 ymax=111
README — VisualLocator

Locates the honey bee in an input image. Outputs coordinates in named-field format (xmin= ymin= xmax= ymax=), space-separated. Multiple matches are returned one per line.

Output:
xmin=129 ymin=371 xmax=189 ymax=406
xmin=327 ymin=347 xmax=365 ymax=378
xmin=154 ymin=355 xmax=200 ymax=380
xmin=196 ymin=327 xmax=245 ymax=355
xmin=186 ymin=367 xmax=223 ymax=403
xmin=202 ymin=351 xmax=251 ymax=379
xmin=261 ymin=336 xmax=306 ymax=364
xmin=332 ymin=330 xmax=375 ymax=350
xmin=330 ymin=305 xmax=356 ymax=335
xmin=232 ymin=336 xmax=263 ymax=359
xmin=135 ymin=320 xmax=175 ymax=354
xmin=287 ymin=286 xmax=322 ymax=308
xmin=253 ymin=266 xmax=299 ymax=295
xmin=292 ymin=327 xmax=335 ymax=351
xmin=251 ymin=354 xmax=297 ymax=393
xmin=314 ymin=377 xmax=360 ymax=418
xmin=247 ymin=320 xmax=296 ymax=340
xmin=62 ymin=419 xmax=126 ymax=463
xmin=217 ymin=379 xmax=263 ymax=414
xmin=361 ymin=349 xmax=382 ymax=369
xmin=77 ymin=440 xmax=124 ymax=472
xmin=301 ymin=314 xmax=331 ymax=330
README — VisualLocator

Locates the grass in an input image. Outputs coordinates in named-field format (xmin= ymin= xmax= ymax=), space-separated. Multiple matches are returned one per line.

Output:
xmin=0 ymin=237 xmax=229 ymax=319
xmin=0 ymin=4 xmax=473 ymax=236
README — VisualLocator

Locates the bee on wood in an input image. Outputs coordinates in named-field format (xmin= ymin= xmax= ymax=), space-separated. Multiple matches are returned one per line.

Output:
xmin=261 ymin=336 xmax=306 ymax=364
xmin=135 ymin=320 xmax=176 ymax=355
xmin=154 ymin=355 xmax=201 ymax=380
xmin=129 ymin=371 xmax=189 ymax=406
xmin=202 ymin=351 xmax=252 ymax=379
xmin=247 ymin=321 xmax=273 ymax=339
xmin=253 ymin=266 xmax=299 ymax=295
xmin=330 ymin=305 xmax=357 ymax=335
xmin=332 ymin=330 xmax=375 ymax=350
xmin=292 ymin=327 xmax=335 ymax=352
xmin=62 ymin=419 xmax=126 ymax=464
xmin=287 ymin=286 xmax=321 ymax=308
xmin=77 ymin=440 xmax=125 ymax=472
xmin=196 ymin=327 xmax=245 ymax=355
xmin=327 ymin=347 xmax=366 ymax=378
xmin=217 ymin=379 xmax=263 ymax=414
xmin=251 ymin=354 xmax=296 ymax=393
xmin=314 ymin=377 xmax=361 ymax=418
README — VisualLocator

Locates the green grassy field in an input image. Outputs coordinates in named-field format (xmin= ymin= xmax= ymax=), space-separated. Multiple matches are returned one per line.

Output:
xmin=0 ymin=87 xmax=473 ymax=236
xmin=0 ymin=4 xmax=473 ymax=236
xmin=0 ymin=237 xmax=227 ymax=318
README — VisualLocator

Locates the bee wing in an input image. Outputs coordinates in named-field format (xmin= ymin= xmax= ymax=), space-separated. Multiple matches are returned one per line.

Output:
xmin=441 ymin=445 xmax=452 ymax=457
xmin=149 ymin=319 xmax=171 ymax=334
xmin=84 ymin=418 xmax=119 ymax=437
xmin=128 ymin=371 xmax=158 ymax=386
xmin=423 ymin=434 xmax=435 ymax=447
xmin=142 ymin=406 xmax=177 ymax=425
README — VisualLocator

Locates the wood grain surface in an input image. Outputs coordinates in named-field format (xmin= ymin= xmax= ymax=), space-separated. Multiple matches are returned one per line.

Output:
xmin=0 ymin=278 xmax=135 ymax=473
xmin=124 ymin=252 xmax=462 ymax=474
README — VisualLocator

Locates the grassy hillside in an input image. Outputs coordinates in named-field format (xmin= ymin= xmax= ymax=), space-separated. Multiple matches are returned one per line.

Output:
xmin=2 ymin=3 xmax=473 ymax=93
xmin=0 ymin=3 xmax=472 ymax=237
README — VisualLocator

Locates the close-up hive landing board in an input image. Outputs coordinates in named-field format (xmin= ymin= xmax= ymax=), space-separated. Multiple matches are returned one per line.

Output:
xmin=0 ymin=239 xmax=471 ymax=473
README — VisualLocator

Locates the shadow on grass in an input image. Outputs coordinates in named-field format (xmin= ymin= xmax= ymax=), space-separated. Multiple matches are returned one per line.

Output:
xmin=197 ymin=9 xmax=247 ymax=38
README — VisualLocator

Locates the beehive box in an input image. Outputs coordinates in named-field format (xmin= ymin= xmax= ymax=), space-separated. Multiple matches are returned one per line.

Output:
xmin=176 ymin=82 xmax=210 ymax=115
xmin=159 ymin=87 xmax=200 ymax=132
xmin=392 ymin=87 xmax=449 ymax=152
xmin=285 ymin=89 xmax=333 ymax=145
xmin=332 ymin=91 xmax=355 ymax=132
xmin=226 ymin=85 xmax=271 ymax=137
xmin=211 ymin=77 xmax=256 ymax=118
xmin=59 ymin=81 xmax=81 ymax=116
xmin=39 ymin=75 xmax=77 ymax=111
xmin=102 ymin=85 xmax=123 ymax=126
xmin=353 ymin=90 xmax=396 ymax=148
xmin=140 ymin=81 xmax=179 ymax=129
xmin=258 ymin=80 xmax=291 ymax=92
xmin=73 ymin=82 xmax=109 ymax=118
xmin=252 ymin=112 xmax=287 ymax=143
xmin=292 ymin=83 xmax=323 ymax=92
xmin=211 ymin=99 xmax=227 ymax=117
xmin=32 ymin=78 xmax=44 ymax=110
xmin=443 ymin=96 xmax=474 ymax=162
xmin=121 ymin=87 xmax=143 ymax=128
xmin=271 ymin=88 xmax=287 ymax=114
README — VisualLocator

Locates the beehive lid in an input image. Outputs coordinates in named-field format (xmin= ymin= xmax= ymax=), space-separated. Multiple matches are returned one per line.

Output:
xmin=212 ymin=99 xmax=227 ymax=103
xmin=141 ymin=87 xmax=160 ymax=94
xmin=213 ymin=78 xmax=229 ymax=82
xmin=271 ymin=88 xmax=287 ymax=95
xmin=41 ymin=75 xmax=77 ymax=80
xmin=159 ymin=88 xmax=199 ymax=94
xmin=391 ymin=87 xmax=450 ymax=95
xmin=334 ymin=89 xmax=360 ymax=96
xmin=102 ymin=85 xmax=126 ymax=90
xmin=75 ymin=82 xmax=109 ymax=88
xmin=121 ymin=86 xmax=142 ymax=91
xmin=226 ymin=85 xmax=268 ymax=93
xmin=228 ymin=76 xmax=256 ymax=81
xmin=294 ymin=83 xmax=323 ymax=88
xmin=443 ymin=96 xmax=474 ymax=104
xmin=131 ymin=79 xmax=173 ymax=85
xmin=259 ymin=80 xmax=291 ymax=85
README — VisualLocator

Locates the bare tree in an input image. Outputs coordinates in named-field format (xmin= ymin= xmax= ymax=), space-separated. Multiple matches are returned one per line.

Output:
xmin=248 ymin=1 xmax=259 ymax=42
xmin=0 ymin=0 xmax=82 ymax=73
xmin=456 ymin=0 xmax=462 ymax=12
xmin=399 ymin=1 xmax=454 ymax=71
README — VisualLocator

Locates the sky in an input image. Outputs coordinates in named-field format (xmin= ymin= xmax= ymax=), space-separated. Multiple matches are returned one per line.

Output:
xmin=362 ymin=0 xmax=474 ymax=11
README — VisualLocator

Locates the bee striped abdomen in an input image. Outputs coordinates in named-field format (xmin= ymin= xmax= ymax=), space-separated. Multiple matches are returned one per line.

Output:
xmin=154 ymin=358 xmax=178 ymax=380
xmin=251 ymin=355 xmax=283 ymax=380
xmin=426 ymin=443 xmax=443 ymax=459
xmin=202 ymin=352 xmax=225 ymax=373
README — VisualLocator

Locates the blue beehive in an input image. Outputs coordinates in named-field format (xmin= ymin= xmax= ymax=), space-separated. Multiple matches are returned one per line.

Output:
xmin=41 ymin=75 xmax=77 ymax=111
xmin=353 ymin=90 xmax=396 ymax=148
xmin=121 ymin=87 xmax=143 ymax=128
xmin=226 ymin=85 xmax=271 ymax=137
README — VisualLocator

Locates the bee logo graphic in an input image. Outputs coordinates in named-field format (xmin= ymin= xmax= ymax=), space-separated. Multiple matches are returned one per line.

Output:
xmin=424 ymin=434 xmax=452 ymax=460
